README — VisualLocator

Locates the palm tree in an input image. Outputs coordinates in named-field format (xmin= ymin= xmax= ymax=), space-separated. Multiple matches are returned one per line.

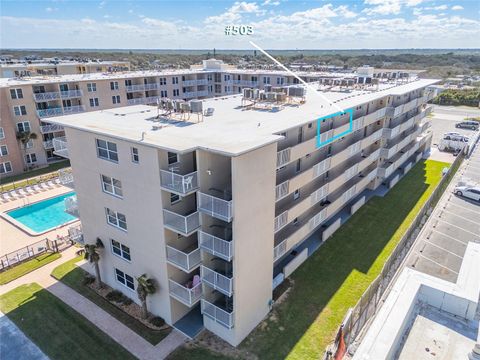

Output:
xmin=83 ymin=238 xmax=104 ymax=289
xmin=136 ymin=274 xmax=156 ymax=319
xmin=16 ymin=131 xmax=38 ymax=169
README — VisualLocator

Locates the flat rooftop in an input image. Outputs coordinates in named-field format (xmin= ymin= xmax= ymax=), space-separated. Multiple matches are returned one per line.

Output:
xmin=49 ymin=78 xmax=438 ymax=157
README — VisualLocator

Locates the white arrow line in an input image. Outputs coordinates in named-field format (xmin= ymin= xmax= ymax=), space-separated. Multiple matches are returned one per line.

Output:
xmin=249 ymin=40 xmax=345 ymax=113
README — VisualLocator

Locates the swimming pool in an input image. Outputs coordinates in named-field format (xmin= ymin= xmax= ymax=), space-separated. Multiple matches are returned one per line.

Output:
xmin=5 ymin=192 xmax=77 ymax=234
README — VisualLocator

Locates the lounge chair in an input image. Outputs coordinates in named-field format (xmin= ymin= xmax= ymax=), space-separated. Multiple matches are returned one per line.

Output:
xmin=46 ymin=180 xmax=55 ymax=188
xmin=25 ymin=186 xmax=37 ymax=194
xmin=204 ymin=108 xmax=215 ymax=116
xmin=33 ymin=184 xmax=43 ymax=192
xmin=17 ymin=188 xmax=28 ymax=197
xmin=8 ymin=190 xmax=17 ymax=199
xmin=38 ymin=182 xmax=49 ymax=190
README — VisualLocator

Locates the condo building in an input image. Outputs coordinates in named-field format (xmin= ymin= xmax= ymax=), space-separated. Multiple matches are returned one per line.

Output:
xmin=0 ymin=59 xmax=406 ymax=179
xmin=48 ymin=76 xmax=436 ymax=346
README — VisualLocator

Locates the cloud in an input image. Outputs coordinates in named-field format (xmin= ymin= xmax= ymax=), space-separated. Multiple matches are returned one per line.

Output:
xmin=363 ymin=0 xmax=425 ymax=15
xmin=262 ymin=0 xmax=280 ymax=5
xmin=103 ymin=14 xmax=112 ymax=19
xmin=205 ymin=2 xmax=265 ymax=24
xmin=81 ymin=18 xmax=95 ymax=24
xmin=45 ymin=7 xmax=58 ymax=12
xmin=452 ymin=5 xmax=464 ymax=10
xmin=98 ymin=1 xmax=106 ymax=9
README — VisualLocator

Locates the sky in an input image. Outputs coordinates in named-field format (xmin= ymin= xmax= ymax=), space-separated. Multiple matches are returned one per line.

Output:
xmin=1 ymin=0 xmax=479 ymax=49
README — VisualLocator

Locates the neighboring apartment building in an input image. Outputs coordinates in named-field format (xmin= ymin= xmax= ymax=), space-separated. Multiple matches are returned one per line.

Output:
xmin=49 ymin=77 xmax=437 ymax=346
xmin=0 ymin=60 xmax=131 ymax=78
xmin=1 ymin=60 xmax=396 ymax=179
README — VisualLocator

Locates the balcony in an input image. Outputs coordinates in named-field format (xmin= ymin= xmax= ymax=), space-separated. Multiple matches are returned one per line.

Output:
xmin=43 ymin=140 xmax=54 ymax=149
xmin=274 ymin=239 xmax=287 ymax=261
xmin=68 ymin=224 xmax=83 ymax=244
xmin=63 ymin=105 xmax=86 ymax=115
xmin=163 ymin=209 xmax=200 ymax=236
xmin=166 ymin=245 xmax=201 ymax=272
xmin=60 ymin=90 xmax=83 ymax=99
xmin=127 ymin=96 xmax=160 ymax=106
xmin=53 ymin=137 xmax=69 ymax=158
xmin=277 ymin=148 xmax=291 ymax=168
xmin=40 ymin=124 xmax=64 ymax=134
xmin=37 ymin=107 xmax=63 ymax=118
xmin=198 ymin=231 xmax=233 ymax=261
xmin=126 ymin=83 xmax=159 ymax=92
xmin=169 ymin=279 xmax=202 ymax=307
xmin=160 ymin=170 xmax=198 ymax=195
xmin=33 ymin=91 xmax=60 ymax=102
xmin=58 ymin=169 xmax=74 ymax=186
xmin=200 ymin=265 xmax=233 ymax=296
xmin=201 ymin=299 xmax=234 ymax=329
xmin=65 ymin=196 xmax=79 ymax=217
xmin=197 ymin=192 xmax=233 ymax=222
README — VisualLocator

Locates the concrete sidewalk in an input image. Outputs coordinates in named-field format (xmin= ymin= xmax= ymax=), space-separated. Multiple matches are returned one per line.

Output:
xmin=0 ymin=247 xmax=186 ymax=360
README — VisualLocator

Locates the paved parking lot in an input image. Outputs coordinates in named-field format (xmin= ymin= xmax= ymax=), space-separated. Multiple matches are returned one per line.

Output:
xmin=405 ymin=138 xmax=480 ymax=283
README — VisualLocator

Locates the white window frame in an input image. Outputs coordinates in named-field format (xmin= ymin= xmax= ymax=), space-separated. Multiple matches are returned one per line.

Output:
xmin=0 ymin=161 xmax=12 ymax=174
xmin=173 ymin=89 xmax=179 ymax=96
xmin=10 ymin=88 xmax=23 ymax=99
xmin=112 ymin=95 xmax=121 ymax=104
xmin=115 ymin=268 xmax=135 ymax=290
xmin=110 ymin=81 xmax=119 ymax=90
xmin=96 ymin=139 xmax=118 ymax=162
xmin=25 ymin=139 xmax=34 ymax=149
xmin=131 ymin=147 xmax=139 ymax=163
xmin=89 ymin=98 xmax=99 ymax=107
xmin=25 ymin=153 xmax=37 ymax=164
xmin=17 ymin=121 xmax=31 ymax=133
xmin=0 ymin=145 xmax=8 ymax=156
xmin=13 ymin=105 xmax=27 ymax=116
xmin=170 ymin=192 xmax=181 ymax=204
xmin=106 ymin=208 xmax=127 ymax=231
xmin=87 ymin=82 xmax=97 ymax=92
xmin=111 ymin=239 xmax=131 ymax=262
xmin=159 ymin=77 xmax=166 ymax=85
xmin=167 ymin=151 xmax=178 ymax=165
xmin=0 ymin=127 xmax=4 ymax=139
xmin=101 ymin=174 xmax=123 ymax=198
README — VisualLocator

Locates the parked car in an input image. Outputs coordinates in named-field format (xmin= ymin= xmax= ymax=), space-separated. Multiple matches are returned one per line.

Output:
xmin=455 ymin=121 xmax=479 ymax=130
xmin=454 ymin=184 xmax=480 ymax=202
xmin=443 ymin=133 xmax=469 ymax=142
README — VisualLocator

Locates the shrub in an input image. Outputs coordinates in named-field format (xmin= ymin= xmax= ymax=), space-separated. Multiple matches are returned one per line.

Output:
xmin=106 ymin=290 xmax=124 ymax=302
xmin=82 ymin=274 xmax=95 ymax=285
xmin=121 ymin=295 xmax=133 ymax=306
xmin=149 ymin=316 xmax=165 ymax=328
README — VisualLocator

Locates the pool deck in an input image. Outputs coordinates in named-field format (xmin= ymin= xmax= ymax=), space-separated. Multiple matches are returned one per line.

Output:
xmin=0 ymin=186 xmax=79 ymax=256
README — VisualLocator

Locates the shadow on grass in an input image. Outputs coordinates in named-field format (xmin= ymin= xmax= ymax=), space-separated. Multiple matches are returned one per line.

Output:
xmin=240 ymin=160 xmax=443 ymax=359
xmin=0 ymin=283 xmax=135 ymax=360
xmin=53 ymin=263 xmax=171 ymax=345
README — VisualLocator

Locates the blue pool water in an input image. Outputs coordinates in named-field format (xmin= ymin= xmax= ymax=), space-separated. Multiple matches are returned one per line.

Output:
xmin=6 ymin=192 xmax=77 ymax=233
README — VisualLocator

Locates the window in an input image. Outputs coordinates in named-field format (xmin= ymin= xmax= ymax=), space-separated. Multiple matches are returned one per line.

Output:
xmin=0 ymin=145 xmax=8 ymax=156
xmin=101 ymin=175 xmax=123 ymax=197
xmin=308 ymin=123 xmax=313 ymax=129
xmin=110 ymin=81 xmax=119 ymax=90
xmin=160 ymin=90 xmax=168 ymax=98
xmin=159 ymin=77 xmax=166 ymax=85
xmin=294 ymin=189 xmax=300 ymax=200
xmin=167 ymin=152 xmax=178 ymax=165
xmin=96 ymin=139 xmax=118 ymax=162
xmin=17 ymin=121 xmax=31 ymax=133
xmin=0 ymin=127 xmax=4 ymax=139
xmin=89 ymin=98 xmax=99 ymax=107
xmin=296 ymin=159 xmax=301 ymax=173
xmin=172 ymin=77 xmax=178 ymax=84
xmin=106 ymin=208 xmax=127 ymax=231
xmin=173 ymin=89 xmax=179 ymax=96
xmin=131 ymin=147 xmax=139 ymax=163
xmin=170 ymin=193 xmax=180 ymax=204
xmin=112 ymin=95 xmax=121 ymax=104
xmin=224 ymin=74 xmax=230 ymax=81
xmin=10 ymin=88 xmax=23 ymax=99
xmin=0 ymin=162 xmax=12 ymax=174
xmin=111 ymin=240 xmax=131 ymax=261
xmin=25 ymin=153 xmax=37 ymax=164
xmin=115 ymin=268 xmax=134 ymax=290
xmin=87 ymin=83 xmax=97 ymax=92
xmin=263 ymin=77 xmax=270 ymax=84
xmin=25 ymin=140 xmax=34 ymax=149
xmin=13 ymin=106 xmax=27 ymax=116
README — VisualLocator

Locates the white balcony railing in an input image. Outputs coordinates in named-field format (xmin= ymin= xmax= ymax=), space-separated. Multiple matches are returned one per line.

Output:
xmin=126 ymin=83 xmax=159 ymax=92
xmin=163 ymin=209 xmax=200 ymax=235
xmin=200 ymin=265 xmax=233 ymax=296
xmin=63 ymin=105 xmax=86 ymax=115
xmin=58 ymin=169 xmax=74 ymax=186
xmin=201 ymin=299 xmax=234 ymax=329
xmin=198 ymin=231 xmax=233 ymax=261
xmin=68 ymin=224 xmax=83 ymax=243
xmin=53 ymin=137 xmax=69 ymax=158
xmin=60 ymin=90 xmax=83 ymax=99
xmin=277 ymin=148 xmax=291 ymax=168
xmin=169 ymin=279 xmax=202 ymax=307
xmin=40 ymin=124 xmax=64 ymax=134
xmin=65 ymin=196 xmax=79 ymax=217
xmin=274 ymin=239 xmax=287 ymax=262
xmin=43 ymin=140 xmax=54 ymax=149
xmin=160 ymin=170 xmax=198 ymax=195
xmin=33 ymin=91 xmax=60 ymax=102
xmin=37 ymin=108 xmax=63 ymax=118
xmin=274 ymin=211 xmax=288 ymax=233
xmin=166 ymin=245 xmax=201 ymax=272
xmin=197 ymin=192 xmax=233 ymax=222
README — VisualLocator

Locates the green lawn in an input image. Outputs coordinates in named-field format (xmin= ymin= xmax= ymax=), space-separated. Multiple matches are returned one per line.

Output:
xmin=0 ymin=283 xmax=135 ymax=360
xmin=0 ymin=160 xmax=70 ymax=192
xmin=0 ymin=252 xmax=61 ymax=285
xmin=170 ymin=159 xmax=451 ymax=360
xmin=51 ymin=255 xmax=171 ymax=345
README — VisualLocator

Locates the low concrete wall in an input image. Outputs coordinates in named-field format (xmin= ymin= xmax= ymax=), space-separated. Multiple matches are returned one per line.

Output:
xmin=351 ymin=196 xmax=366 ymax=215
xmin=403 ymin=162 xmax=412 ymax=174
xmin=283 ymin=248 xmax=308 ymax=278
xmin=389 ymin=174 xmax=400 ymax=189
xmin=322 ymin=218 xmax=342 ymax=242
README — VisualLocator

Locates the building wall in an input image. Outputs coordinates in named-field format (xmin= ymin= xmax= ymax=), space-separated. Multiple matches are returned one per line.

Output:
xmin=0 ymin=90 xmax=24 ymax=177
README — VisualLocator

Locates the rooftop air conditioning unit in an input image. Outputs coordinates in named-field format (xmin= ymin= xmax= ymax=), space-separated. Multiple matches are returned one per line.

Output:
xmin=189 ymin=99 xmax=203 ymax=113
xmin=243 ymin=88 xmax=252 ymax=99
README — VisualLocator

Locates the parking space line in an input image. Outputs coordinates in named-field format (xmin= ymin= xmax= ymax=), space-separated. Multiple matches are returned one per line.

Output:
xmin=435 ymin=218 xmax=480 ymax=239
xmin=441 ymin=209 xmax=480 ymax=225
xmin=431 ymin=229 xmax=468 ymax=246
xmin=448 ymin=202 xmax=480 ymax=215
xmin=417 ymin=253 xmax=459 ymax=274
xmin=423 ymin=239 xmax=463 ymax=259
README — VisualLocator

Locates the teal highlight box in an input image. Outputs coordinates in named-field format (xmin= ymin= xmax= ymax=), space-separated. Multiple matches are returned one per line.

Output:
xmin=316 ymin=108 xmax=353 ymax=148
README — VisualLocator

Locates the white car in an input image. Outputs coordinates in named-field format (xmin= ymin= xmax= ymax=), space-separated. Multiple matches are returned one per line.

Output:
xmin=454 ymin=185 xmax=480 ymax=202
